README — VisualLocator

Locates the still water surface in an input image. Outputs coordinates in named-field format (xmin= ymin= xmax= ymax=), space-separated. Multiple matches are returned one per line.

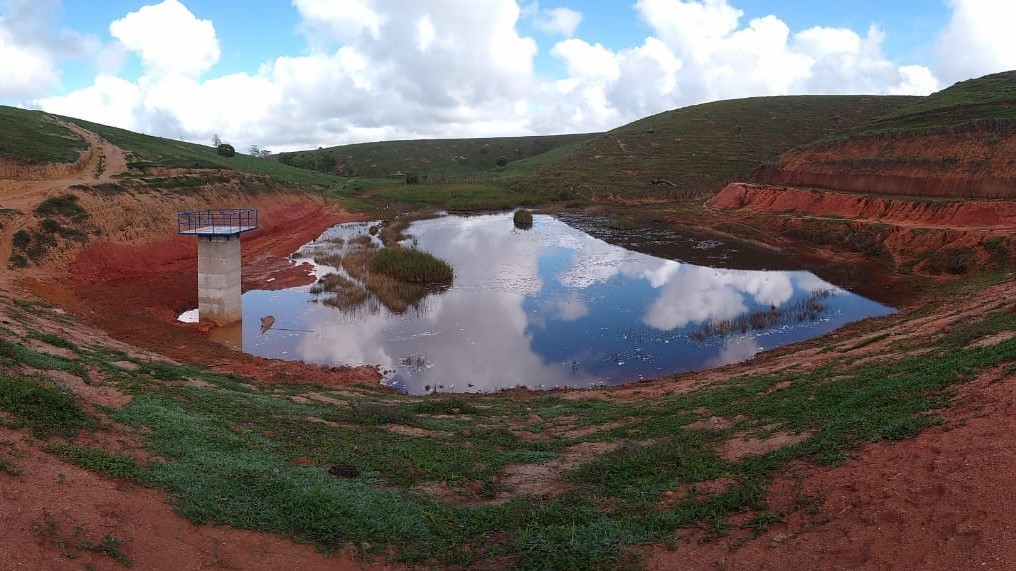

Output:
xmin=218 ymin=212 xmax=893 ymax=394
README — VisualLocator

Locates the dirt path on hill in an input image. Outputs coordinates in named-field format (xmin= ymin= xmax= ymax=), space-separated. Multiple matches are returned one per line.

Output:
xmin=0 ymin=120 xmax=126 ymax=212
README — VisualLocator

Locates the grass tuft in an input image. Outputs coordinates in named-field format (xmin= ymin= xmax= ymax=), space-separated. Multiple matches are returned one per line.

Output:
xmin=371 ymin=248 xmax=453 ymax=284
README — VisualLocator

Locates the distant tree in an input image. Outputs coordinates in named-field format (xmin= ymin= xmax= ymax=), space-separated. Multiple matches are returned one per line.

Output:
xmin=313 ymin=150 xmax=335 ymax=172
xmin=212 ymin=133 xmax=222 ymax=147
xmin=217 ymin=143 xmax=236 ymax=157
xmin=496 ymin=155 xmax=508 ymax=168
xmin=405 ymin=172 xmax=420 ymax=185
xmin=249 ymin=144 xmax=260 ymax=156
xmin=259 ymin=149 xmax=272 ymax=158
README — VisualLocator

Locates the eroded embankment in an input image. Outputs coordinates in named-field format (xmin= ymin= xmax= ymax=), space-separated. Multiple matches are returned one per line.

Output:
xmin=751 ymin=130 xmax=1016 ymax=199
xmin=709 ymin=183 xmax=1014 ymax=273
xmin=712 ymin=183 xmax=1016 ymax=228
xmin=25 ymin=190 xmax=381 ymax=386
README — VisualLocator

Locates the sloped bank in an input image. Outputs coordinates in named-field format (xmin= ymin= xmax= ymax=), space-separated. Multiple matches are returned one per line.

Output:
xmin=25 ymin=189 xmax=381 ymax=386
xmin=710 ymin=183 xmax=1014 ymax=272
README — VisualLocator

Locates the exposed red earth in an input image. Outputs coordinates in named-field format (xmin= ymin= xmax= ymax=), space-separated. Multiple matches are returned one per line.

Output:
xmin=2 ymin=123 xmax=1016 ymax=569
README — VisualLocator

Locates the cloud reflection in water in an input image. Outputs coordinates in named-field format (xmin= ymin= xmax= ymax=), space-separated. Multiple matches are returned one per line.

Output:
xmin=235 ymin=212 xmax=893 ymax=394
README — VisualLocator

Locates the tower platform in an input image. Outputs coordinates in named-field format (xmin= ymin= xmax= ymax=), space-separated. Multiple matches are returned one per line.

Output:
xmin=178 ymin=208 xmax=258 ymax=237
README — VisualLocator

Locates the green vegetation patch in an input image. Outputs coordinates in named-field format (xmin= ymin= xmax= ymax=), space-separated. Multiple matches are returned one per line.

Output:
xmin=89 ymin=312 xmax=1016 ymax=567
xmin=60 ymin=116 xmax=346 ymax=188
xmin=371 ymin=248 xmax=453 ymax=284
xmin=0 ymin=373 xmax=92 ymax=438
xmin=278 ymin=133 xmax=596 ymax=179
xmin=0 ymin=106 xmax=88 ymax=165
xmin=35 ymin=194 xmax=89 ymax=221
xmin=513 ymin=209 xmax=534 ymax=227
xmin=526 ymin=94 xmax=918 ymax=200
xmin=336 ymin=180 xmax=541 ymax=213
xmin=48 ymin=443 xmax=148 ymax=484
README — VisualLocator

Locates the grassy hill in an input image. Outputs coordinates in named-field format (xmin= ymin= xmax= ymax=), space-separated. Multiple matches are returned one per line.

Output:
xmin=56 ymin=116 xmax=348 ymax=188
xmin=824 ymin=70 xmax=1016 ymax=140
xmin=275 ymin=133 xmax=597 ymax=180
xmin=0 ymin=107 xmax=88 ymax=165
xmin=522 ymin=95 xmax=919 ymax=201
xmin=756 ymin=71 xmax=1016 ymax=198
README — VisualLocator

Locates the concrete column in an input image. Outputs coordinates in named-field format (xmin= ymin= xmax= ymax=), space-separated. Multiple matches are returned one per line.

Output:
xmin=197 ymin=235 xmax=242 ymax=325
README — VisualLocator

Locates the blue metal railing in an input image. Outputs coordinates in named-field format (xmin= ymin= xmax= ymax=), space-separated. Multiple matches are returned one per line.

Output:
xmin=177 ymin=208 xmax=259 ymax=236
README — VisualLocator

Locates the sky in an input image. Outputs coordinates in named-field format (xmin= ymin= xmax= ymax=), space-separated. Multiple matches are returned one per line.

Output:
xmin=1 ymin=0 xmax=1014 ymax=153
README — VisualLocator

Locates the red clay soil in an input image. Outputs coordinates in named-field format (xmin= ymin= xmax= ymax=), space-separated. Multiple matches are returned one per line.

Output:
xmin=752 ymin=130 xmax=1016 ymax=199
xmin=0 ymin=426 xmax=375 ymax=571
xmin=24 ymin=198 xmax=382 ymax=387
xmin=712 ymin=183 xmax=1016 ymax=230
xmin=708 ymin=182 xmax=1015 ymax=272
xmin=645 ymin=360 xmax=1016 ymax=570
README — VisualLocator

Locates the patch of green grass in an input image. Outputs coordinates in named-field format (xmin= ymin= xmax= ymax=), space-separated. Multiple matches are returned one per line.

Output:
xmin=525 ymin=95 xmax=917 ymax=201
xmin=0 ymin=106 xmax=88 ymax=164
xmin=278 ymin=133 xmax=595 ymax=180
xmin=337 ymin=180 xmax=541 ymax=212
xmin=47 ymin=443 xmax=148 ymax=484
xmin=0 ymin=337 xmax=89 ymax=379
xmin=938 ymin=309 xmax=1016 ymax=349
xmin=371 ymin=248 xmax=453 ymax=284
xmin=35 ymin=194 xmax=89 ymax=221
xmin=59 ymin=115 xmax=346 ymax=188
xmin=0 ymin=374 xmax=93 ymax=438
xmin=513 ymin=209 xmax=534 ymax=226
xmin=840 ymin=332 xmax=891 ymax=352
xmin=29 ymin=330 xmax=78 ymax=351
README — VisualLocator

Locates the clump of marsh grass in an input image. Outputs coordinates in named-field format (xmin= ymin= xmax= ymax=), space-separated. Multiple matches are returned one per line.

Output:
xmin=513 ymin=209 xmax=534 ymax=228
xmin=307 ymin=228 xmax=453 ymax=315
xmin=371 ymin=248 xmax=453 ymax=284
xmin=689 ymin=289 xmax=836 ymax=341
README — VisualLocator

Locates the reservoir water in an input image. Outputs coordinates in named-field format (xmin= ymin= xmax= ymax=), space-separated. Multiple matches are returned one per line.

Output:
xmin=205 ymin=212 xmax=894 ymax=394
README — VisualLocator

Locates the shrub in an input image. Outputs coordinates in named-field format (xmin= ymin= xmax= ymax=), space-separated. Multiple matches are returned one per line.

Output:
xmin=217 ymin=143 xmax=236 ymax=157
xmin=513 ymin=209 xmax=534 ymax=227
xmin=35 ymin=194 xmax=88 ymax=221
xmin=12 ymin=229 xmax=30 ymax=250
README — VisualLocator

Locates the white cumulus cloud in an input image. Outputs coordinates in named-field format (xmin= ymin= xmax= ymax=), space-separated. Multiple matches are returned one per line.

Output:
xmin=534 ymin=6 xmax=582 ymax=37
xmin=934 ymin=0 xmax=1016 ymax=84
xmin=22 ymin=0 xmax=1016 ymax=152
xmin=108 ymin=0 xmax=219 ymax=77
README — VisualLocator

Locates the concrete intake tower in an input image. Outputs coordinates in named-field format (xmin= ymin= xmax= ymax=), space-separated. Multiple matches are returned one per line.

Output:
xmin=177 ymin=208 xmax=258 ymax=326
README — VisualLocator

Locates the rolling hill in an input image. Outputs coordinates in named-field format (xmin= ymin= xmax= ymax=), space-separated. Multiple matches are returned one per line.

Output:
xmin=522 ymin=95 xmax=919 ymax=201
xmin=753 ymin=70 xmax=1016 ymax=198
xmin=274 ymin=133 xmax=597 ymax=180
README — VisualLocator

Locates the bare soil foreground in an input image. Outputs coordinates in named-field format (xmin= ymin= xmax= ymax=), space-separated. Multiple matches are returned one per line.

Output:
xmin=2 ymin=126 xmax=1016 ymax=569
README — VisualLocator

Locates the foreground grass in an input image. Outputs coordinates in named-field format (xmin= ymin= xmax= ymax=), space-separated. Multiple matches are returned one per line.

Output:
xmin=3 ymin=280 xmax=1015 ymax=568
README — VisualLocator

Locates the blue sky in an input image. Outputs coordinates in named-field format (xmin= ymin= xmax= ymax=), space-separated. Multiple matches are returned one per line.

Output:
xmin=1 ymin=1 xmax=1011 ymax=151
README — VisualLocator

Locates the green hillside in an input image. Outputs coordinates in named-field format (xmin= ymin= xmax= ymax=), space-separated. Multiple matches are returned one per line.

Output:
xmin=58 ymin=116 xmax=346 ymax=188
xmin=524 ymin=95 xmax=919 ymax=201
xmin=812 ymin=70 xmax=1016 ymax=143
xmin=0 ymin=107 xmax=88 ymax=165
xmin=276 ymin=133 xmax=597 ymax=180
